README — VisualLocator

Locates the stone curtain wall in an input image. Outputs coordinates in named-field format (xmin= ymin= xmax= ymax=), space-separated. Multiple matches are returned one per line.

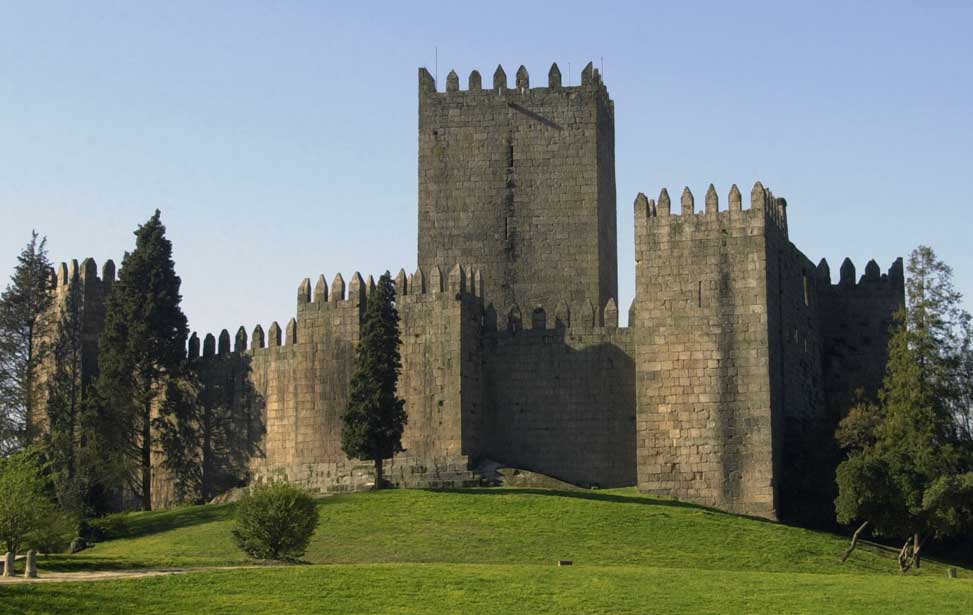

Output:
xmin=417 ymin=63 xmax=618 ymax=315
xmin=182 ymin=266 xmax=483 ymax=496
xmin=818 ymin=258 xmax=905 ymax=423
xmin=396 ymin=265 xmax=484 ymax=460
xmin=482 ymin=309 xmax=636 ymax=488
xmin=633 ymin=184 xmax=779 ymax=519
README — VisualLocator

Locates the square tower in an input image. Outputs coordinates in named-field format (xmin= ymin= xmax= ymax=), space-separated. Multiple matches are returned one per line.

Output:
xmin=417 ymin=62 xmax=617 ymax=317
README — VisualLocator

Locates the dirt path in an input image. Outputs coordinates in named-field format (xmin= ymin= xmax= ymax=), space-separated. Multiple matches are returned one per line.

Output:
xmin=0 ymin=566 xmax=260 ymax=584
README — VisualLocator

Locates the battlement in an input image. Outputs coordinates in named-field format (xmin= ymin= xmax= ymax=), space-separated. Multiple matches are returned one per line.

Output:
xmin=188 ymin=263 xmax=483 ymax=360
xmin=50 ymin=257 xmax=115 ymax=291
xmin=419 ymin=61 xmax=607 ymax=98
xmin=635 ymin=181 xmax=789 ymax=237
xmin=815 ymin=256 xmax=904 ymax=290
xmin=483 ymin=296 xmax=632 ymax=335
xmin=398 ymin=264 xmax=483 ymax=304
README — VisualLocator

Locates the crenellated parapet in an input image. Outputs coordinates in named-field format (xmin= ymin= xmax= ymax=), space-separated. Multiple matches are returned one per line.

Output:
xmin=397 ymin=264 xmax=483 ymax=305
xmin=815 ymin=256 xmax=904 ymax=291
xmin=187 ymin=263 xmax=484 ymax=362
xmin=483 ymin=296 xmax=629 ymax=336
xmin=419 ymin=61 xmax=609 ymax=101
xmin=634 ymin=181 xmax=789 ymax=239
xmin=50 ymin=257 xmax=116 ymax=298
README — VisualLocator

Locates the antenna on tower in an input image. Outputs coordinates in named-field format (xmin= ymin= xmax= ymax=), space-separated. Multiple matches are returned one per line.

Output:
xmin=600 ymin=56 xmax=604 ymax=78
xmin=435 ymin=46 xmax=438 ymax=87
xmin=568 ymin=61 xmax=571 ymax=86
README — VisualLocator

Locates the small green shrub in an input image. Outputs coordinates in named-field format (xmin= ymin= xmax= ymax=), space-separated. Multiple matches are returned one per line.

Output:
xmin=86 ymin=514 xmax=129 ymax=542
xmin=28 ymin=509 xmax=77 ymax=554
xmin=232 ymin=483 xmax=317 ymax=562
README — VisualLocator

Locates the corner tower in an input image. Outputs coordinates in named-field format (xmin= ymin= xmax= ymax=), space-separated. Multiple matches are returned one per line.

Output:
xmin=417 ymin=62 xmax=617 ymax=314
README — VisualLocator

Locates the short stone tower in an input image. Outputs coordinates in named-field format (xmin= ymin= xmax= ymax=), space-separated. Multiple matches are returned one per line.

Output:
xmin=417 ymin=62 xmax=618 ymax=313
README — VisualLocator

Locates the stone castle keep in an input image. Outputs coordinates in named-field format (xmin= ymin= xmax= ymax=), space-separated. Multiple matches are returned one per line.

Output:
xmin=44 ymin=62 xmax=904 ymax=520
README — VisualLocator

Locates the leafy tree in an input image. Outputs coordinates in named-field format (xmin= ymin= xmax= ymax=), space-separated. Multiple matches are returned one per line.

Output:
xmin=232 ymin=482 xmax=317 ymax=561
xmin=0 ymin=232 xmax=53 ymax=454
xmin=835 ymin=246 xmax=973 ymax=571
xmin=91 ymin=211 xmax=188 ymax=510
xmin=0 ymin=449 xmax=54 ymax=562
xmin=341 ymin=272 xmax=406 ymax=489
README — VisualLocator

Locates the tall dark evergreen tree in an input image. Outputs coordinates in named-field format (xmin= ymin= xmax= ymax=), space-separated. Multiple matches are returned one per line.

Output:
xmin=92 ymin=211 xmax=188 ymax=509
xmin=0 ymin=231 xmax=54 ymax=454
xmin=835 ymin=246 xmax=973 ymax=571
xmin=43 ymin=266 xmax=87 ymax=513
xmin=341 ymin=271 xmax=407 ymax=489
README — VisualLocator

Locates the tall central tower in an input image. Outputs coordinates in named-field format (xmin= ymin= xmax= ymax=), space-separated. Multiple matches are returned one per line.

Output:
xmin=417 ymin=62 xmax=617 ymax=317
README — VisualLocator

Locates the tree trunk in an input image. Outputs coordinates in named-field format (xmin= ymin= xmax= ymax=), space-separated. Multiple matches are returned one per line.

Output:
xmin=24 ymin=322 xmax=34 ymax=445
xmin=141 ymin=399 xmax=152 ymax=510
xmin=373 ymin=457 xmax=384 ymax=490
xmin=841 ymin=521 xmax=869 ymax=562
xmin=913 ymin=533 xmax=922 ymax=569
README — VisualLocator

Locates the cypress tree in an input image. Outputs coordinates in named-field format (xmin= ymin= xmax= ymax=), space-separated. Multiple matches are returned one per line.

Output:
xmin=44 ymin=266 xmax=86 ymax=512
xmin=0 ymin=231 xmax=54 ymax=454
xmin=341 ymin=271 xmax=407 ymax=489
xmin=92 ymin=211 xmax=188 ymax=509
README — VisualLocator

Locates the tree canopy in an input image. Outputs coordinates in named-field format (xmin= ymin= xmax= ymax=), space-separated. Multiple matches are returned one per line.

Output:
xmin=0 ymin=231 xmax=53 ymax=454
xmin=91 ymin=210 xmax=188 ymax=509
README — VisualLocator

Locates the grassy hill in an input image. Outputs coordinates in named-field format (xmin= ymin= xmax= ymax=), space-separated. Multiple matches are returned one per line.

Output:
xmin=4 ymin=488 xmax=972 ymax=614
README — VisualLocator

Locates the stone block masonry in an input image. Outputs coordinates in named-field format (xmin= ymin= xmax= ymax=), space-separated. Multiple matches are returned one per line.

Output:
xmin=634 ymin=184 xmax=780 ymax=518
xmin=418 ymin=62 xmax=617 ymax=316
xmin=33 ymin=61 xmax=904 ymax=523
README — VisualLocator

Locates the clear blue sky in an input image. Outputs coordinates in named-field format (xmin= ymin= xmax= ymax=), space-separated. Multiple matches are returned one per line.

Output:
xmin=2 ymin=1 xmax=970 ymax=337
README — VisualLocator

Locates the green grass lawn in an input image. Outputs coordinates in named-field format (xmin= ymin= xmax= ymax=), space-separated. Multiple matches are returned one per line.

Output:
xmin=3 ymin=488 xmax=971 ymax=614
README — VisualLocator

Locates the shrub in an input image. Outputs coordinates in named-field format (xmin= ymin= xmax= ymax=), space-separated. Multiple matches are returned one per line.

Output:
xmin=86 ymin=514 xmax=129 ymax=542
xmin=232 ymin=482 xmax=317 ymax=561
xmin=28 ymin=509 xmax=77 ymax=554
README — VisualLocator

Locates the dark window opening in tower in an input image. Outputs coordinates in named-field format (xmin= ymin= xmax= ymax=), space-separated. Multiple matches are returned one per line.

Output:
xmin=507 ymin=143 xmax=514 ymax=168
xmin=504 ymin=217 xmax=509 ymax=240
xmin=698 ymin=281 xmax=702 ymax=308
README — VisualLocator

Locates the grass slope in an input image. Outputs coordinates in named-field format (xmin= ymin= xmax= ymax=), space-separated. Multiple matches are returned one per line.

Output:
xmin=4 ymin=488 xmax=971 ymax=614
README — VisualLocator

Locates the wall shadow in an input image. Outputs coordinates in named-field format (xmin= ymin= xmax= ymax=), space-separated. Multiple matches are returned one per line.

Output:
xmin=480 ymin=322 xmax=636 ymax=488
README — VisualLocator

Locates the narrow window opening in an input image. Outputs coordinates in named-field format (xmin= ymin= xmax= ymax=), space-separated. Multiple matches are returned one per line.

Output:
xmin=504 ymin=217 xmax=509 ymax=239
xmin=803 ymin=273 xmax=810 ymax=306
xmin=507 ymin=143 xmax=514 ymax=168
xmin=697 ymin=281 xmax=702 ymax=308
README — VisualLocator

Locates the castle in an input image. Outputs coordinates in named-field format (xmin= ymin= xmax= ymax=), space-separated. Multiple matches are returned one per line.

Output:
xmin=43 ymin=62 xmax=904 ymax=521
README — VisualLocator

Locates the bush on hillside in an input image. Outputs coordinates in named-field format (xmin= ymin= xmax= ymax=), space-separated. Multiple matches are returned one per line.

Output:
xmin=231 ymin=482 xmax=317 ymax=562
xmin=85 ymin=514 xmax=129 ymax=542
xmin=28 ymin=509 xmax=77 ymax=554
